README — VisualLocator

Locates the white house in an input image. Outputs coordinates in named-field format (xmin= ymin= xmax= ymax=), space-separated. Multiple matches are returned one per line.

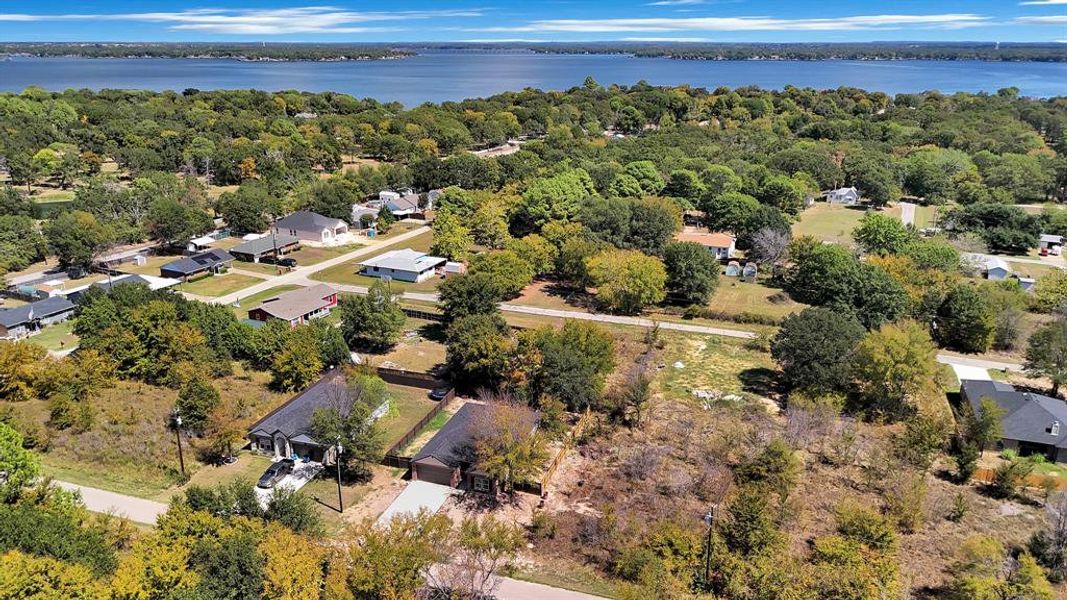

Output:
xmin=824 ymin=187 xmax=861 ymax=205
xmin=379 ymin=189 xmax=421 ymax=217
xmin=360 ymin=248 xmax=448 ymax=283
xmin=675 ymin=230 xmax=736 ymax=260
xmin=1039 ymin=234 xmax=1063 ymax=255
xmin=964 ymin=253 xmax=1012 ymax=281
xmin=274 ymin=211 xmax=349 ymax=245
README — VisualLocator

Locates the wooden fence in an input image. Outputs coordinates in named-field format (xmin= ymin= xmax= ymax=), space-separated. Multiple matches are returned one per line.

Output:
xmin=514 ymin=408 xmax=593 ymax=497
xmin=401 ymin=306 xmax=445 ymax=322
xmin=377 ymin=366 xmax=447 ymax=390
xmin=380 ymin=389 xmax=457 ymax=466
xmin=972 ymin=467 xmax=1067 ymax=490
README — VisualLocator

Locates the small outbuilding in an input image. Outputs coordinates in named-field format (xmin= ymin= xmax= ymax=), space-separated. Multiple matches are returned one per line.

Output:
xmin=675 ymin=229 xmax=736 ymax=260
xmin=824 ymin=187 xmax=861 ymax=205
xmin=1039 ymin=234 xmax=1063 ymax=255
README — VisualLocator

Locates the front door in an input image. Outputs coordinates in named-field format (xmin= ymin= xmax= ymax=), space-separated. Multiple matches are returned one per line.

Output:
xmin=273 ymin=433 xmax=289 ymax=459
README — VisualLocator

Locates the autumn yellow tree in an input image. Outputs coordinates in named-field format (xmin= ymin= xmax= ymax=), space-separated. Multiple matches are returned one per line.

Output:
xmin=260 ymin=524 xmax=324 ymax=600
xmin=0 ymin=550 xmax=105 ymax=600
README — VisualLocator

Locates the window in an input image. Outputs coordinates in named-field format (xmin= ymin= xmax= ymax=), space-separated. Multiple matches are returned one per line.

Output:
xmin=259 ymin=438 xmax=273 ymax=452
xmin=473 ymin=477 xmax=491 ymax=493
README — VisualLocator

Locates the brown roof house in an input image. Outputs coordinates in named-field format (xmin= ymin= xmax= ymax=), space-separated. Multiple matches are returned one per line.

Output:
xmin=247 ymin=284 xmax=338 ymax=327
xmin=676 ymin=229 xmax=736 ymax=260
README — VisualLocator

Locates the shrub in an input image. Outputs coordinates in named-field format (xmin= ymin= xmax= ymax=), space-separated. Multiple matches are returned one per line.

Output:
xmin=989 ymin=457 xmax=1035 ymax=499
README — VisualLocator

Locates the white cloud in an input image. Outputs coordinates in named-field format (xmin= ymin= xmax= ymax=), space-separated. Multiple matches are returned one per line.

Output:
xmin=0 ymin=7 xmax=485 ymax=34
xmin=476 ymin=14 xmax=992 ymax=33
xmin=622 ymin=36 xmax=715 ymax=41
xmin=1019 ymin=0 xmax=1067 ymax=5
xmin=1016 ymin=15 xmax=1067 ymax=23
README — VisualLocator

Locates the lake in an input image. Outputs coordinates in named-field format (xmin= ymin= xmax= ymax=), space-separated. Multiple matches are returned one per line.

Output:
xmin=1 ymin=51 xmax=1064 ymax=105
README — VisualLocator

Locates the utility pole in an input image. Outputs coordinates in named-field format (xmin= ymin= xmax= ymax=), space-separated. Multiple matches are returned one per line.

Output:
xmin=335 ymin=437 xmax=344 ymax=513
xmin=271 ymin=214 xmax=281 ymax=275
xmin=703 ymin=506 xmax=717 ymax=589
xmin=174 ymin=412 xmax=186 ymax=477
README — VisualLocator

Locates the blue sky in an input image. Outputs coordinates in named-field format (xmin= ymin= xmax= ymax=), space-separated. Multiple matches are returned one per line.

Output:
xmin=0 ymin=1 xmax=1064 ymax=43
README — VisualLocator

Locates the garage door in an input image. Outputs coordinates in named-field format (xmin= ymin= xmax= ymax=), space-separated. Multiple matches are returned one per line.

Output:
xmin=414 ymin=462 xmax=456 ymax=487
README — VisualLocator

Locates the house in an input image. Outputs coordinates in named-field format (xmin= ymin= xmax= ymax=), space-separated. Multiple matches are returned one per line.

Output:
xmin=274 ymin=211 xmax=349 ymax=244
xmin=360 ymin=249 xmax=448 ymax=283
xmin=410 ymin=403 xmax=532 ymax=494
xmin=247 ymin=284 xmax=338 ymax=327
xmin=380 ymin=189 xmax=421 ymax=217
xmin=824 ymin=187 xmax=861 ymax=205
xmin=186 ymin=235 xmax=216 ymax=253
xmin=963 ymin=253 xmax=1011 ymax=281
xmin=675 ymin=229 xmax=736 ymax=260
xmin=1039 ymin=234 xmax=1063 ymax=255
xmin=160 ymin=249 xmax=235 ymax=280
xmin=229 ymin=234 xmax=300 ymax=263
xmin=960 ymin=379 xmax=1067 ymax=463
xmin=247 ymin=370 xmax=386 ymax=462
xmin=0 ymin=296 xmax=76 ymax=340
xmin=64 ymin=274 xmax=180 ymax=302
xmin=350 ymin=205 xmax=380 ymax=231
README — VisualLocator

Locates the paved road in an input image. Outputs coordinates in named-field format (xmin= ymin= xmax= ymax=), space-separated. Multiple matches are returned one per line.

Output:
xmin=936 ymin=353 xmax=1024 ymax=372
xmin=493 ymin=576 xmax=607 ymax=600
xmin=899 ymin=201 xmax=917 ymax=227
xmin=209 ymin=225 xmax=431 ymax=306
xmin=56 ymin=481 xmax=168 ymax=525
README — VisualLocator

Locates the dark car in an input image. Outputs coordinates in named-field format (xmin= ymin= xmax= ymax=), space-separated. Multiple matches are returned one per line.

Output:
xmin=256 ymin=458 xmax=295 ymax=489
xmin=277 ymin=257 xmax=297 ymax=268
xmin=428 ymin=386 xmax=452 ymax=401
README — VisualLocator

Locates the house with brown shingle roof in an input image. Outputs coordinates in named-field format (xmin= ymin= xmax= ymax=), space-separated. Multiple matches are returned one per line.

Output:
xmin=247 ymin=284 xmax=338 ymax=327
xmin=675 ymin=229 xmax=736 ymax=260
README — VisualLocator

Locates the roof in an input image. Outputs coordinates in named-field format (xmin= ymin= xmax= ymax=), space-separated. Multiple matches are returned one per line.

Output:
xmin=250 ymin=284 xmax=337 ymax=321
xmin=63 ymin=274 xmax=179 ymax=298
xmin=964 ymin=253 xmax=1010 ymax=273
xmin=230 ymin=234 xmax=300 ymax=257
xmin=1041 ymin=234 xmax=1064 ymax=244
xmin=361 ymin=248 xmax=447 ymax=274
xmin=826 ymin=186 xmax=859 ymax=196
xmin=0 ymin=296 xmax=75 ymax=328
xmin=675 ymin=230 xmax=735 ymax=248
xmin=413 ymin=403 xmax=484 ymax=468
xmin=960 ymin=379 xmax=1067 ymax=449
xmin=386 ymin=194 xmax=420 ymax=214
xmin=276 ymin=210 xmax=347 ymax=232
xmin=247 ymin=370 xmax=346 ymax=446
xmin=189 ymin=235 xmax=216 ymax=247
xmin=161 ymin=249 xmax=234 ymax=275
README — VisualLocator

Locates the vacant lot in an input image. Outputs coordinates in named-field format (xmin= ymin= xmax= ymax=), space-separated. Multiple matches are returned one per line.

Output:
xmin=180 ymin=273 xmax=263 ymax=297
xmin=119 ymin=255 xmax=181 ymax=277
xmin=792 ymin=203 xmax=867 ymax=243
xmin=360 ymin=320 xmax=447 ymax=373
xmin=658 ymin=332 xmax=777 ymax=402
xmin=708 ymin=279 xmax=806 ymax=321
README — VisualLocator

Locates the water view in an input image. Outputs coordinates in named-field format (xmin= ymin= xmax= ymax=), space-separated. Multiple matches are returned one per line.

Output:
xmin=2 ymin=51 xmax=1064 ymax=105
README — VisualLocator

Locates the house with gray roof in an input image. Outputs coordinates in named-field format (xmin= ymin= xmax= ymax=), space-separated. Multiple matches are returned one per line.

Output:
xmin=960 ymin=379 xmax=1067 ymax=462
xmin=229 ymin=234 xmax=301 ymax=263
xmin=247 ymin=284 xmax=338 ymax=327
xmin=0 ymin=296 xmax=75 ymax=340
xmin=63 ymin=274 xmax=180 ymax=302
xmin=379 ymin=189 xmax=421 ymax=217
xmin=274 ymin=211 xmax=348 ymax=244
xmin=160 ymin=249 xmax=235 ymax=280
xmin=360 ymin=248 xmax=448 ymax=283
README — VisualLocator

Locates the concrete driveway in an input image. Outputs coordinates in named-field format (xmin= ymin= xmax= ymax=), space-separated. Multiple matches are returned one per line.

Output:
xmin=950 ymin=363 xmax=992 ymax=383
xmin=255 ymin=460 xmax=323 ymax=508
xmin=376 ymin=480 xmax=456 ymax=526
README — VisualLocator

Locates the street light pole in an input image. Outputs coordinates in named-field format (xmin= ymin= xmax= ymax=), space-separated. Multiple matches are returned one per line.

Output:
xmin=174 ymin=413 xmax=186 ymax=477
xmin=335 ymin=437 xmax=344 ymax=513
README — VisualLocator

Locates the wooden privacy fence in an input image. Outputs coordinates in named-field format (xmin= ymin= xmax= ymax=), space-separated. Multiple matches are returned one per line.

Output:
xmin=972 ymin=467 xmax=1067 ymax=490
xmin=401 ymin=306 xmax=445 ymax=322
xmin=377 ymin=366 xmax=447 ymax=390
xmin=515 ymin=409 xmax=593 ymax=498
xmin=380 ymin=389 xmax=457 ymax=467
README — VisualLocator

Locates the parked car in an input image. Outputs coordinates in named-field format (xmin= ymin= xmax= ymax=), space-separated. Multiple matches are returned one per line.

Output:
xmin=257 ymin=458 xmax=295 ymax=489
xmin=428 ymin=386 xmax=451 ymax=401
xmin=277 ymin=257 xmax=297 ymax=268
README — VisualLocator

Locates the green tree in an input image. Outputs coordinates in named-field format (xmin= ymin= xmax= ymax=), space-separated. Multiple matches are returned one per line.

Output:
xmin=270 ymin=332 xmax=323 ymax=392
xmin=175 ymin=376 xmax=221 ymax=433
xmin=1025 ymin=318 xmax=1067 ymax=396
xmin=438 ymin=271 xmax=505 ymax=323
xmin=505 ymin=234 xmax=557 ymax=276
xmin=853 ymin=213 xmax=915 ymax=255
xmin=852 ymin=320 xmax=941 ymax=419
xmin=146 ymin=197 xmax=213 ymax=245
xmin=431 ymin=209 xmax=474 ymax=261
xmin=467 ymin=250 xmax=535 ymax=298
xmin=772 ymin=307 xmax=866 ymax=394
xmin=309 ymin=373 xmax=388 ymax=480
xmin=445 ymin=314 xmax=513 ymax=388
xmin=0 ymin=422 xmax=40 ymax=502
xmin=527 ymin=320 xmax=616 ymax=412
xmin=44 ymin=210 xmax=114 ymax=269
xmin=472 ymin=401 xmax=547 ymax=493
xmin=216 ymin=183 xmax=280 ymax=234
xmin=935 ymin=285 xmax=996 ymax=353
xmin=586 ymin=249 xmax=667 ymax=314
xmin=339 ymin=280 xmax=406 ymax=350
xmin=663 ymin=241 xmax=720 ymax=305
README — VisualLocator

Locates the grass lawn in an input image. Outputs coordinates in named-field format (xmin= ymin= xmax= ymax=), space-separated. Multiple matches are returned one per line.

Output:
xmin=658 ymin=332 xmax=777 ymax=401
xmin=119 ymin=255 xmax=181 ymax=277
xmin=377 ymin=384 xmax=439 ymax=450
xmin=231 ymin=261 xmax=287 ymax=277
xmin=1005 ymin=261 xmax=1061 ymax=280
xmin=792 ymin=203 xmax=868 ymax=244
xmin=28 ymin=320 xmax=79 ymax=351
xmin=207 ymin=237 xmax=243 ymax=250
xmin=301 ymin=477 xmax=370 ymax=534
xmin=179 ymin=273 xmax=263 ymax=297
xmin=156 ymin=452 xmax=274 ymax=502
xmin=311 ymin=229 xmax=436 ymax=291
xmin=504 ymin=562 xmax=621 ymax=600
xmin=708 ymin=279 xmax=807 ymax=321
xmin=375 ymin=221 xmax=425 ymax=240
xmin=361 ymin=320 xmax=447 ymax=373
xmin=288 ymin=243 xmax=365 ymax=266
xmin=231 ymin=284 xmax=303 ymax=319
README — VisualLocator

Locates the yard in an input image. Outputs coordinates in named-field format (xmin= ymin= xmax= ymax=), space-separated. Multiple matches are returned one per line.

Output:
xmin=311 ymin=228 xmax=438 ymax=292
xmin=28 ymin=320 xmax=79 ymax=351
xmin=657 ymin=332 xmax=778 ymax=404
xmin=377 ymin=384 xmax=441 ymax=450
xmin=231 ymin=284 xmax=303 ymax=319
xmin=359 ymin=319 xmax=448 ymax=373
xmin=792 ymin=203 xmax=868 ymax=244
xmin=706 ymin=279 xmax=807 ymax=321
xmin=178 ymin=272 xmax=263 ymax=297
xmin=118 ymin=255 xmax=182 ymax=277
xmin=287 ymin=243 xmax=366 ymax=266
